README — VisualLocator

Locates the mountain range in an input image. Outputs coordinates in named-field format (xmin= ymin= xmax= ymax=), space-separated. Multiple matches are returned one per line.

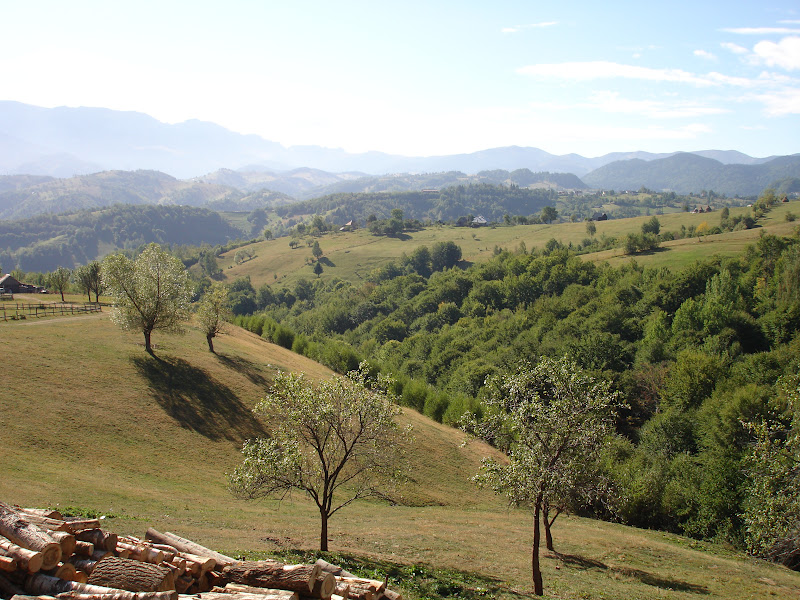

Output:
xmin=0 ymin=101 xmax=784 ymax=181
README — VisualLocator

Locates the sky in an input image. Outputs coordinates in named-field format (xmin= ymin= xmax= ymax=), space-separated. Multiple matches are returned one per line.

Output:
xmin=1 ymin=0 xmax=799 ymax=158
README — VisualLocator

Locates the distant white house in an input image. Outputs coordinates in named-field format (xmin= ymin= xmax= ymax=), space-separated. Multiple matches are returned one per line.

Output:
xmin=472 ymin=215 xmax=488 ymax=227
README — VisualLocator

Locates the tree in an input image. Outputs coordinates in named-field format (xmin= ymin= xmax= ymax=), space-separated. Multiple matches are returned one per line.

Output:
xmin=586 ymin=220 xmax=597 ymax=237
xmin=74 ymin=264 xmax=94 ymax=302
xmin=228 ymin=365 xmax=411 ymax=551
xmin=431 ymin=241 xmax=462 ymax=272
xmin=462 ymin=356 xmax=621 ymax=595
xmin=196 ymin=282 xmax=230 ymax=353
xmin=102 ymin=243 xmax=192 ymax=354
xmin=311 ymin=240 xmax=323 ymax=261
xmin=642 ymin=216 xmax=661 ymax=235
xmin=540 ymin=205 xmax=558 ymax=224
xmin=263 ymin=229 xmax=273 ymax=241
xmin=313 ymin=262 xmax=323 ymax=278
xmin=48 ymin=266 xmax=71 ymax=302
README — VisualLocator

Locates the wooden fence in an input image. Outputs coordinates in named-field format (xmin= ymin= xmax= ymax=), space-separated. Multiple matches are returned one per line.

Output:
xmin=0 ymin=302 xmax=102 ymax=321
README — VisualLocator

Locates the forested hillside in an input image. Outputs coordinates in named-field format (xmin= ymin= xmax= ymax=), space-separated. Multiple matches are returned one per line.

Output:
xmin=273 ymin=183 xmax=559 ymax=225
xmin=231 ymin=212 xmax=800 ymax=560
xmin=0 ymin=170 xmax=243 ymax=220
xmin=583 ymin=152 xmax=800 ymax=196
xmin=0 ymin=204 xmax=244 ymax=272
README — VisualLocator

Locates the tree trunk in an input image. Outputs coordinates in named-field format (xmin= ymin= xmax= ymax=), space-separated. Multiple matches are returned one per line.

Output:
xmin=532 ymin=499 xmax=543 ymax=596
xmin=319 ymin=510 xmax=328 ymax=552
xmin=207 ymin=334 xmax=215 ymax=353
xmin=0 ymin=502 xmax=62 ymax=570
xmin=87 ymin=557 xmax=174 ymax=592
xmin=144 ymin=330 xmax=153 ymax=354
xmin=222 ymin=561 xmax=321 ymax=595
xmin=542 ymin=504 xmax=556 ymax=552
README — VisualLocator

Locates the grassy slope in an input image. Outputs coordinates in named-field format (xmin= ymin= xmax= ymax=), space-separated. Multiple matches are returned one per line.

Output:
xmin=2 ymin=313 xmax=799 ymax=598
xmin=213 ymin=201 xmax=800 ymax=290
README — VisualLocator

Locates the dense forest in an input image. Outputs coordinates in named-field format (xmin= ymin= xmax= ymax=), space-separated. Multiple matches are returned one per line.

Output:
xmin=230 ymin=200 xmax=800 ymax=562
xmin=0 ymin=204 xmax=245 ymax=272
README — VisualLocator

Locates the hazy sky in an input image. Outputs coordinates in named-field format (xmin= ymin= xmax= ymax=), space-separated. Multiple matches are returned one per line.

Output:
xmin=1 ymin=1 xmax=799 ymax=158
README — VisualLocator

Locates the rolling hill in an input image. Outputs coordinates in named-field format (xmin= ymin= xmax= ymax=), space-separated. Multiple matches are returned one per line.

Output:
xmin=582 ymin=152 xmax=800 ymax=196
xmin=1 ymin=307 xmax=798 ymax=599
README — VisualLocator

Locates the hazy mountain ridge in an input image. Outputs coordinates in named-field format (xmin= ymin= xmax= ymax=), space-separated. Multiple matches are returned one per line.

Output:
xmin=0 ymin=169 xmax=242 ymax=220
xmin=582 ymin=152 xmax=800 ymax=196
xmin=0 ymin=101 xmax=781 ymax=180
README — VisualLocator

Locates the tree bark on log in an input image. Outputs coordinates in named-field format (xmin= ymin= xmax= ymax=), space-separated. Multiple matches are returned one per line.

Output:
xmin=62 ymin=520 xmax=102 ymax=532
xmin=221 ymin=562 xmax=321 ymax=595
xmin=25 ymin=574 xmax=178 ymax=600
xmin=115 ymin=543 xmax=163 ymax=565
xmin=23 ymin=509 xmax=63 ymax=521
xmin=75 ymin=531 xmax=117 ymax=553
xmin=313 ymin=561 xmax=354 ymax=579
xmin=0 ymin=503 xmax=62 ymax=570
xmin=333 ymin=579 xmax=383 ymax=594
xmin=203 ymin=591 xmax=298 ymax=600
xmin=337 ymin=585 xmax=371 ymax=600
xmin=0 ymin=555 xmax=16 ymax=572
xmin=0 ymin=536 xmax=45 ymax=573
xmin=306 ymin=574 xmax=335 ymax=600
xmin=143 ymin=531 xmax=235 ymax=569
xmin=17 ymin=514 xmax=70 ymax=533
xmin=381 ymin=590 xmax=403 ymax=600
xmin=74 ymin=542 xmax=94 ymax=558
xmin=87 ymin=558 xmax=175 ymax=593
xmin=43 ymin=562 xmax=78 ymax=581
xmin=67 ymin=558 xmax=97 ymax=576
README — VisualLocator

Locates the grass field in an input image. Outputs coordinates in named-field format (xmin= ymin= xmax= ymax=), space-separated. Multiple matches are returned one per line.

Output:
xmin=213 ymin=201 xmax=800 ymax=290
xmin=2 ymin=312 xmax=800 ymax=599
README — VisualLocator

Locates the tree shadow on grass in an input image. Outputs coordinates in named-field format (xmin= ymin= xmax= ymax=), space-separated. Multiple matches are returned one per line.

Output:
xmin=216 ymin=353 xmax=271 ymax=387
xmin=132 ymin=355 xmax=268 ymax=443
xmin=552 ymin=552 xmax=709 ymax=595
xmin=319 ymin=257 xmax=336 ymax=267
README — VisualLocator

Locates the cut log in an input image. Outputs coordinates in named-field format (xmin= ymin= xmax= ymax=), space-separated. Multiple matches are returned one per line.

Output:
xmin=115 ymin=543 xmax=163 ymax=565
xmin=22 ymin=509 xmax=63 ymax=521
xmin=74 ymin=542 xmax=94 ymax=558
xmin=339 ymin=587 xmax=371 ymax=600
xmin=87 ymin=557 xmax=175 ymax=593
xmin=221 ymin=562 xmax=321 ymax=595
xmin=168 ymin=559 xmax=185 ymax=578
xmin=313 ymin=562 xmax=354 ymax=580
xmin=48 ymin=532 xmax=77 ymax=559
xmin=143 ymin=531 xmax=235 ymax=568
xmin=175 ymin=553 xmax=214 ymax=575
xmin=74 ymin=572 xmax=89 ymax=585
xmin=381 ymin=590 xmax=402 ymax=600
xmin=332 ymin=583 xmax=349 ymax=600
xmin=90 ymin=551 xmax=112 ymax=563
xmin=308 ymin=575 xmax=335 ymax=600
xmin=16 ymin=515 xmax=70 ymax=534
xmin=173 ymin=576 xmax=193 ymax=595
xmin=26 ymin=573 xmax=178 ymax=600
xmin=43 ymin=562 xmax=78 ymax=582
xmin=333 ymin=578 xmax=383 ymax=594
xmin=204 ymin=591 xmax=298 ymax=600
xmin=0 ymin=535 xmax=45 ymax=573
xmin=67 ymin=558 xmax=98 ymax=576
xmin=62 ymin=520 xmax=102 ymax=533
xmin=75 ymin=531 xmax=117 ymax=553
xmin=0 ymin=555 xmax=16 ymax=572
xmin=0 ymin=502 xmax=62 ymax=570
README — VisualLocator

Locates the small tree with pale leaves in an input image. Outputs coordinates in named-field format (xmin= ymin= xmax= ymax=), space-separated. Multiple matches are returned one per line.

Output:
xmin=228 ymin=364 xmax=411 ymax=551
xmin=48 ymin=266 xmax=71 ymax=302
xmin=102 ymin=243 xmax=192 ymax=354
xmin=462 ymin=356 xmax=621 ymax=596
xmin=196 ymin=282 xmax=230 ymax=353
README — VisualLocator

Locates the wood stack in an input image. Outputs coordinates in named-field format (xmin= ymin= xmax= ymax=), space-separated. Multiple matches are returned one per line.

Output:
xmin=0 ymin=504 xmax=403 ymax=600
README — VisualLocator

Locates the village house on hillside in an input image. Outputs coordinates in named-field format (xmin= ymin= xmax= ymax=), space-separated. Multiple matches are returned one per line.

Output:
xmin=471 ymin=215 xmax=488 ymax=227
xmin=0 ymin=274 xmax=45 ymax=294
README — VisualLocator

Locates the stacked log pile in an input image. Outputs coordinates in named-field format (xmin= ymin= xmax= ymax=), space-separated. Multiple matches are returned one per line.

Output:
xmin=0 ymin=503 xmax=402 ymax=600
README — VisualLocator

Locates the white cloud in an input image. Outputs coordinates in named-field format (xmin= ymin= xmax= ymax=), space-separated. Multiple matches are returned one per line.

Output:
xmin=585 ymin=91 xmax=729 ymax=119
xmin=518 ymin=61 xmax=715 ymax=85
xmin=722 ymin=27 xmax=800 ymax=35
xmin=518 ymin=61 xmax=765 ymax=88
xmin=721 ymin=42 xmax=749 ymax=55
xmin=501 ymin=21 xmax=557 ymax=34
xmin=750 ymin=36 xmax=800 ymax=70
xmin=756 ymin=88 xmax=800 ymax=115
xmin=694 ymin=49 xmax=717 ymax=61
